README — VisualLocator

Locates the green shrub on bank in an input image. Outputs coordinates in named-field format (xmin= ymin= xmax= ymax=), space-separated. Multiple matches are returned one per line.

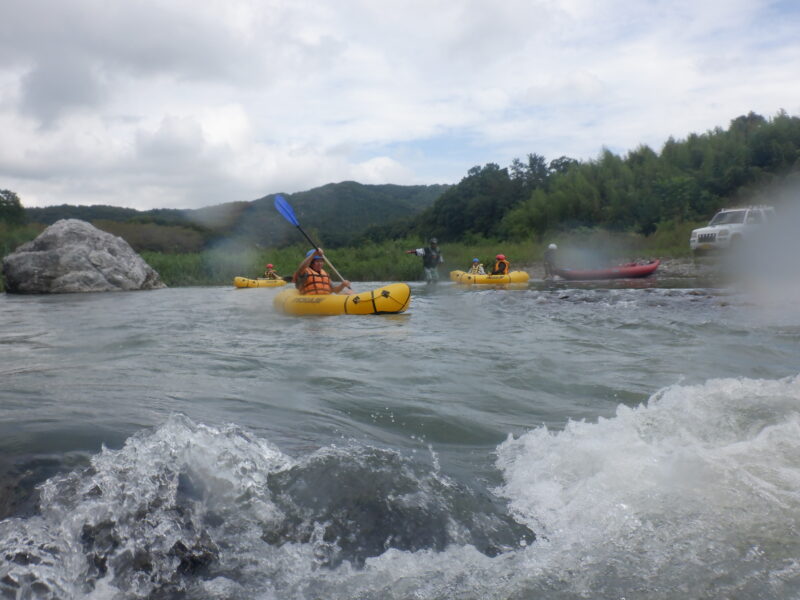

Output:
xmin=645 ymin=220 xmax=704 ymax=257
xmin=0 ymin=223 xmax=44 ymax=292
xmin=0 ymin=222 xmax=43 ymax=256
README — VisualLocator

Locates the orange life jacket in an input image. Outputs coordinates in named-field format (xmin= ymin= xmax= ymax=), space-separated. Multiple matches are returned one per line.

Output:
xmin=492 ymin=260 xmax=510 ymax=275
xmin=296 ymin=266 xmax=332 ymax=295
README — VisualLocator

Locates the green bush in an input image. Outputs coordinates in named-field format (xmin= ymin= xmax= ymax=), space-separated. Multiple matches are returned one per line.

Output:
xmin=0 ymin=223 xmax=45 ymax=291
xmin=645 ymin=219 xmax=705 ymax=257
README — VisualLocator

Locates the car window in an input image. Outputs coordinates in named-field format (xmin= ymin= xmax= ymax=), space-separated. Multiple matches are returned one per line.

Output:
xmin=709 ymin=210 xmax=746 ymax=225
xmin=746 ymin=211 xmax=763 ymax=224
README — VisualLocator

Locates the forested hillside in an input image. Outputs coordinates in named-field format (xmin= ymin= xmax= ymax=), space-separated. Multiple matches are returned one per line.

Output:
xmin=364 ymin=111 xmax=800 ymax=243
xmin=23 ymin=182 xmax=448 ymax=252
xmin=229 ymin=182 xmax=449 ymax=249
xmin=502 ymin=111 xmax=800 ymax=239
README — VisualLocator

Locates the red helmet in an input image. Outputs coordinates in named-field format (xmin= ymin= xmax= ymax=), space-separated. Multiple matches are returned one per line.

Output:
xmin=496 ymin=254 xmax=506 ymax=260
xmin=266 ymin=264 xmax=273 ymax=268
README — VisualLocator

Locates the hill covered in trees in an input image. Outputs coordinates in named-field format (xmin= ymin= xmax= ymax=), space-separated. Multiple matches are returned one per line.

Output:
xmin=23 ymin=182 xmax=449 ymax=252
xmin=361 ymin=110 xmax=800 ymax=244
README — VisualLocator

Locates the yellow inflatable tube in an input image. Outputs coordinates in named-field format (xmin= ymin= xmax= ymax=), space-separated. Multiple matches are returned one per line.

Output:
xmin=273 ymin=283 xmax=412 ymax=316
xmin=449 ymin=270 xmax=530 ymax=285
xmin=234 ymin=276 xmax=287 ymax=288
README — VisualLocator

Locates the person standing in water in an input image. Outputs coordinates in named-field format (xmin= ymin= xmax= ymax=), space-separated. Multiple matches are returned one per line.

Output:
xmin=543 ymin=243 xmax=558 ymax=279
xmin=405 ymin=238 xmax=444 ymax=284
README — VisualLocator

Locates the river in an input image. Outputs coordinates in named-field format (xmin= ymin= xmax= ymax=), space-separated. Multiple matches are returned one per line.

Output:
xmin=1 ymin=275 xmax=799 ymax=599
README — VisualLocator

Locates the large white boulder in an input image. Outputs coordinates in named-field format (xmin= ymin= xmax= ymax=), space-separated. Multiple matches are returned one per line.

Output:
xmin=2 ymin=219 xmax=166 ymax=293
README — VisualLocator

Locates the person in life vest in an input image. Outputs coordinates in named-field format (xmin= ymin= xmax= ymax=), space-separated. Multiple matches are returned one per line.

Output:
xmin=405 ymin=237 xmax=444 ymax=284
xmin=292 ymin=249 xmax=351 ymax=295
xmin=543 ymin=243 xmax=558 ymax=279
xmin=491 ymin=254 xmax=510 ymax=275
xmin=468 ymin=257 xmax=485 ymax=275
xmin=263 ymin=263 xmax=282 ymax=280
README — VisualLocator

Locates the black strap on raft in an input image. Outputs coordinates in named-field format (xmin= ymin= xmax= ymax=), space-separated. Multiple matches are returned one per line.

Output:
xmin=346 ymin=288 xmax=407 ymax=315
xmin=370 ymin=290 xmax=378 ymax=314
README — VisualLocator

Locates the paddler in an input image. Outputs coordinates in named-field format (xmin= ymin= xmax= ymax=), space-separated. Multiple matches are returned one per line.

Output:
xmin=491 ymin=254 xmax=510 ymax=275
xmin=468 ymin=258 xmax=485 ymax=275
xmin=263 ymin=263 xmax=282 ymax=280
xmin=293 ymin=249 xmax=351 ymax=295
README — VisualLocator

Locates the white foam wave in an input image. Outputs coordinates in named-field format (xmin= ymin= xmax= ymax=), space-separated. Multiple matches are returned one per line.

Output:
xmin=0 ymin=416 xmax=525 ymax=599
xmin=0 ymin=415 xmax=296 ymax=598
xmin=6 ymin=378 xmax=800 ymax=599
xmin=496 ymin=374 xmax=800 ymax=596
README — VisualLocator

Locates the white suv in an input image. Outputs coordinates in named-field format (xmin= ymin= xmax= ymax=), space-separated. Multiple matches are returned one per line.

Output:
xmin=689 ymin=205 xmax=775 ymax=253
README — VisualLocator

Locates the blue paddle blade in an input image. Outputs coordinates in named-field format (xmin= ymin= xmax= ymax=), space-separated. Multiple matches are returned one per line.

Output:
xmin=274 ymin=194 xmax=299 ymax=226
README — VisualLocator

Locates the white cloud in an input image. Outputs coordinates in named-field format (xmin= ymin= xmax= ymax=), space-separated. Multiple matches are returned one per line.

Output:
xmin=0 ymin=0 xmax=798 ymax=209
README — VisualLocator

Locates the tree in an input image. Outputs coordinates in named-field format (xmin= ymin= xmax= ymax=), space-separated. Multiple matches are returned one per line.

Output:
xmin=548 ymin=155 xmax=579 ymax=175
xmin=510 ymin=153 xmax=549 ymax=191
xmin=420 ymin=163 xmax=523 ymax=240
xmin=0 ymin=190 xmax=25 ymax=225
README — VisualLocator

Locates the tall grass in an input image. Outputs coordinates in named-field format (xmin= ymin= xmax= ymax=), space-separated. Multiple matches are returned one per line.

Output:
xmin=143 ymin=238 xmax=546 ymax=285
xmin=140 ymin=228 xmax=697 ymax=287
xmin=141 ymin=245 xmax=309 ymax=286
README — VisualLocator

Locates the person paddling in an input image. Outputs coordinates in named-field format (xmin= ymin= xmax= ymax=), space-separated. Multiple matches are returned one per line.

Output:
xmin=468 ymin=258 xmax=485 ymax=275
xmin=263 ymin=263 xmax=282 ymax=280
xmin=491 ymin=254 xmax=510 ymax=275
xmin=293 ymin=249 xmax=351 ymax=295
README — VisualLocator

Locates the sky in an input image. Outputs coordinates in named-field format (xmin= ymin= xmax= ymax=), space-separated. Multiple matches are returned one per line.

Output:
xmin=1 ymin=0 xmax=799 ymax=211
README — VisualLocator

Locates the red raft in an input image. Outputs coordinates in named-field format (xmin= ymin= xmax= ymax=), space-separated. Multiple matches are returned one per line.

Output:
xmin=553 ymin=259 xmax=660 ymax=281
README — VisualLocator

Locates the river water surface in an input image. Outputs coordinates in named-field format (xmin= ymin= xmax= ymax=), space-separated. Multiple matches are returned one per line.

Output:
xmin=1 ymin=277 xmax=799 ymax=599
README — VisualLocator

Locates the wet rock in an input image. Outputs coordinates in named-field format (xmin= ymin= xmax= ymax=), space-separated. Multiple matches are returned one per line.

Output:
xmin=263 ymin=448 xmax=535 ymax=567
xmin=0 ymin=456 xmax=79 ymax=520
xmin=170 ymin=538 xmax=217 ymax=575
xmin=2 ymin=219 xmax=165 ymax=293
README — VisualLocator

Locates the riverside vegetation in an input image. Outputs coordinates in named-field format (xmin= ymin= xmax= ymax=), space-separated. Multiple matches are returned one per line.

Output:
xmin=0 ymin=225 xmax=697 ymax=289
xmin=2 ymin=110 xmax=799 ymax=289
xmin=139 ymin=222 xmax=698 ymax=286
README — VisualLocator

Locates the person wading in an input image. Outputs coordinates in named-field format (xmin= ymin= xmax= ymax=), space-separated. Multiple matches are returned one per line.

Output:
xmin=543 ymin=243 xmax=558 ymax=279
xmin=405 ymin=238 xmax=444 ymax=284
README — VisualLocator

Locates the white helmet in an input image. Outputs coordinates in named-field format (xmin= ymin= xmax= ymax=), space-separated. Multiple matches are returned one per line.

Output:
xmin=548 ymin=243 xmax=557 ymax=250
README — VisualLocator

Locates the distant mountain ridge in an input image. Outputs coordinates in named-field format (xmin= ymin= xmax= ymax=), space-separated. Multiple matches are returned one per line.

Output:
xmin=25 ymin=181 xmax=449 ymax=249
